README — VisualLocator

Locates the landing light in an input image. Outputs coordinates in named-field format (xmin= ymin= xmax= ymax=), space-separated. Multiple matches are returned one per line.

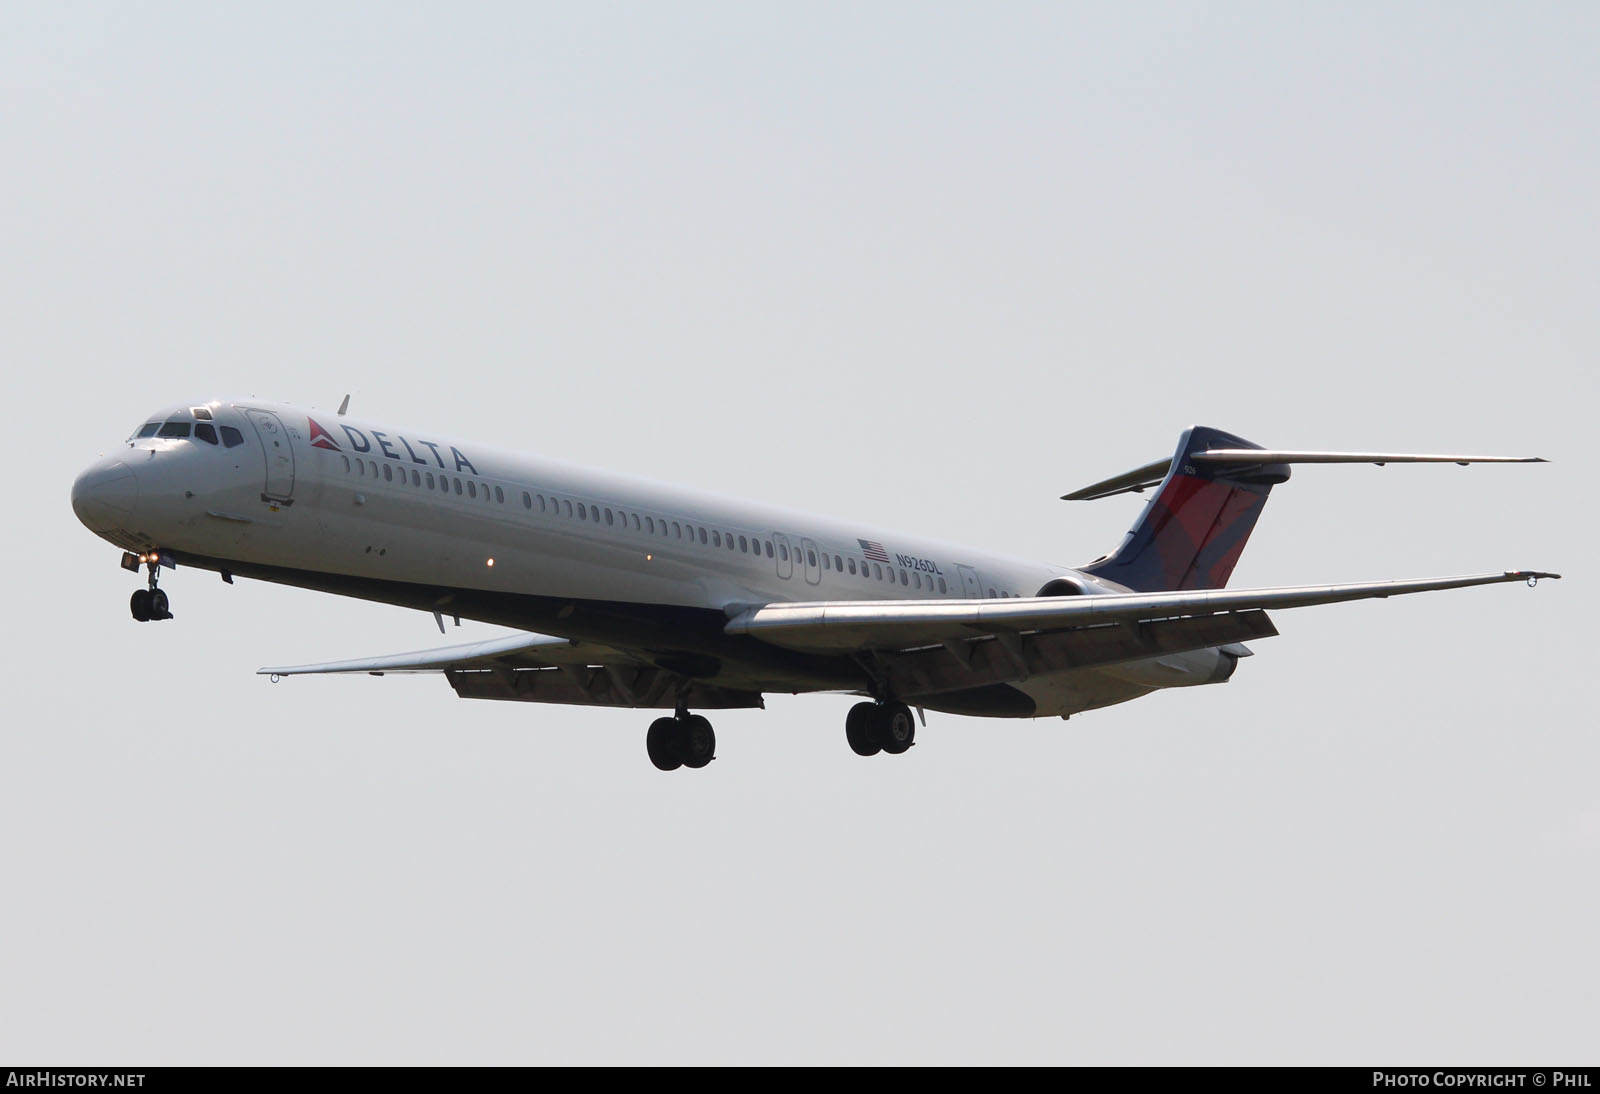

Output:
xmin=486 ymin=558 xmax=495 ymax=567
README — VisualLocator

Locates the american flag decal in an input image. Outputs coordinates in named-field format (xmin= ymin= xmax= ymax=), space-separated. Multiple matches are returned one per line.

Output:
xmin=858 ymin=539 xmax=890 ymax=563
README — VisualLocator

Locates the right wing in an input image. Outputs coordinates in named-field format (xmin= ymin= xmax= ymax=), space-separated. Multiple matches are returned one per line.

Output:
xmin=260 ymin=632 xmax=762 ymax=710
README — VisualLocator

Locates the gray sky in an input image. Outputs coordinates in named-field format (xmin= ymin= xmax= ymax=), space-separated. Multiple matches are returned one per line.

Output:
xmin=4 ymin=2 xmax=1594 ymax=1064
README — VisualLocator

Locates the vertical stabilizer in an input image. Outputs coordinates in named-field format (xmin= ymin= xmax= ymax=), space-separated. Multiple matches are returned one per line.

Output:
xmin=1080 ymin=427 xmax=1290 ymax=592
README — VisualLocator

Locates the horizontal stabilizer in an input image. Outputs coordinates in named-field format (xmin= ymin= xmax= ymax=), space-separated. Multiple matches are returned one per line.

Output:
xmin=1194 ymin=449 xmax=1548 ymax=467
xmin=1064 ymin=447 xmax=1547 ymax=500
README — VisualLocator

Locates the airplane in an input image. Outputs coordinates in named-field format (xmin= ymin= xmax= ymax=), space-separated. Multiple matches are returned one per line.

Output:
xmin=71 ymin=399 xmax=1558 ymax=770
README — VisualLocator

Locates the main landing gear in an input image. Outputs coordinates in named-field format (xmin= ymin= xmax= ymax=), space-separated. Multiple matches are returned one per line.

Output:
xmin=646 ymin=710 xmax=716 ymax=771
xmin=845 ymin=701 xmax=916 ymax=757
xmin=126 ymin=551 xmax=173 ymax=623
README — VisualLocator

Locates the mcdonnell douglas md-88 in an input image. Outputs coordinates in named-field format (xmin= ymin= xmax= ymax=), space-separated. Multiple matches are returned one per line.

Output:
xmin=72 ymin=400 xmax=1558 ymax=770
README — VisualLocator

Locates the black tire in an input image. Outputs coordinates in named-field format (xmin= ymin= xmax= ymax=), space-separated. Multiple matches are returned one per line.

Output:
xmin=681 ymin=715 xmax=715 ymax=769
xmin=646 ymin=717 xmax=683 ymax=771
xmin=845 ymin=702 xmax=882 ymax=756
xmin=149 ymin=588 xmax=170 ymax=620
xmin=879 ymin=702 xmax=916 ymax=755
xmin=130 ymin=589 xmax=152 ymax=622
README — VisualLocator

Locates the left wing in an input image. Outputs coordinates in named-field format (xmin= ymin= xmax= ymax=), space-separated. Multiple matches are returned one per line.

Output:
xmin=725 ymin=571 xmax=1560 ymax=652
xmin=260 ymin=632 xmax=762 ymax=710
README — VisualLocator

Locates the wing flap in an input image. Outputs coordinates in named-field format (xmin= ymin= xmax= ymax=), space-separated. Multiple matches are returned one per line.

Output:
xmin=725 ymin=571 xmax=1559 ymax=653
xmin=873 ymin=609 xmax=1279 ymax=699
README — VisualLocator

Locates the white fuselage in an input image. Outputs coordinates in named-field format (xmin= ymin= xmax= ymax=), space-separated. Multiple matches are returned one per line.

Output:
xmin=72 ymin=399 xmax=1236 ymax=717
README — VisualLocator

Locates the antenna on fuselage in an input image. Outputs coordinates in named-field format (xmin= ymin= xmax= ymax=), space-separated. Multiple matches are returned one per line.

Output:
xmin=337 ymin=394 xmax=351 ymax=416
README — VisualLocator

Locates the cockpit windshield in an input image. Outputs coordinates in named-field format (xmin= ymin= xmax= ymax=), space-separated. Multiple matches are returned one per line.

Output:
xmin=129 ymin=408 xmax=244 ymax=448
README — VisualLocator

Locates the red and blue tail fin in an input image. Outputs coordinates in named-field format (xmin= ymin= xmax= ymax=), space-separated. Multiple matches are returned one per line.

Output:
xmin=1079 ymin=426 xmax=1290 ymax=592
xmin=1067 ymin=428 xmax=1548 ymax=592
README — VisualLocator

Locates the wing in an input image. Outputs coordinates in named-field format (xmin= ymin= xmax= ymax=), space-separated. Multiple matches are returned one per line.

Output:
xmin=726 ymin=571 xmax=1558 ymax=653
xmin=259 ymin=632 xmax=762 ymax=710
xmin=723 ymin=570 xmax=1556 ymax=702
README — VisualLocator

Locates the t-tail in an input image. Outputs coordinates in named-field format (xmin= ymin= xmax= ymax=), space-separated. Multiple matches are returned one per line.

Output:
xmin=1065 ymin=427 xmax=1548 ymax=593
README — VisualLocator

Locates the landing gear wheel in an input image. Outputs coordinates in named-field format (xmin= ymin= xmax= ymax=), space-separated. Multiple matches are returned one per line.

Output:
xmin=646 ymin=717 xmax=683 ymax=771
xmin=130 ymin=589 xmax=152 ymax=622
xmin=846 ymin=702 xmax=883 ymax=756
xmin=149 ymin=588 xmax=170 ymax=620
xmin=878 ymin=702 xmax=916 ymax=755
xmin=680 ymin=714 xmax=716 ymax=769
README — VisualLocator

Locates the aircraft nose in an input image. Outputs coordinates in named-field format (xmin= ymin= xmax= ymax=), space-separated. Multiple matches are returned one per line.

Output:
xmin=71 ymin=459 xmax=139 ymax=531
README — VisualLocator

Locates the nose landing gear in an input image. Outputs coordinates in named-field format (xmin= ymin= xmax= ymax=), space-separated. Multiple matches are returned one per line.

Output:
xmin=125 ymin=551 xmax=173 ymax=622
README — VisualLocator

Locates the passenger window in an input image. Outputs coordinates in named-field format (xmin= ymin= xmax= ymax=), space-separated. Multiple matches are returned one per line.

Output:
xmin=158 ymin=421 xmax=191 ymax=438
xmin=425 ymin=472 xmax=435 ymax=489
xmin=738 ymin=535 xmax=747 ymax=553
xmin=900 ymin=570 xmax=908 ymax=586
xmin=563 ymin=500 xmax=572 ymax=517
xmin=467 ymin=480 xmax=476 ymax=498
xmin=342 ymin=456 xmax=351 ymax=472
xmin=605 ymin=508 xmax=614 ymax=526
xmin=369 ymin=461 xmax=378 ymax=477
xmin=764 ymin=542 xmax=773 ymax=558
xmin=672 ymin=522 xmax=681 ymax=538
xmin=383 ymin=464 xmax=393 ymax=482
xmin=822 ymin=554 xmax=830 ymax=570
xmin=711 ymin=531 xmax=720 ymax=547
xmin=988 ymin=587 xmax=996 ymax=598
xmin=577 ymin=503 xmax=587 ymax=520
xmin=453 ymin=478 xmax=463 ymax=495
xmin=779 ymin=544 xmax=789 ymax=562
xmin=591 ymin=506 xmax=600 ymax=522
xmin=220 ymin=426 xmax=244 ymax=448
xmin=913 ymin=572 xmax=921 ymax=589
xmin=358 ymin=460 xmax=365 ymax=477
xmin=834 ymin=554 xmax=843 ymax=571
xmin=848 ymin=559 xmax=856 ymax=575
xmin=412 ymin=470 xmax=421 ymax=486
xmin=727 ymin=535 xmax=735 ymax=550
xmin=496 ymin=486 xmax=505 ymax=504
xmin=646 ymin=516 xmax=655 ymax=534
xmin=195 ymin=423 xmax=218 ymax=444
xmin=807 ymin=550 xmax=817 ymax=567
xmin=698 ymin=528 xmax=707 ymax=545
xmin=938 ymin=577 xmax=947 ymax=594
xmin=137 ymin=422 xmax=161 ymax=438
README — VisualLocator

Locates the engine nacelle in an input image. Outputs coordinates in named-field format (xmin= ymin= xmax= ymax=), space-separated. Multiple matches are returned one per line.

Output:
xmin=1034 ymin=572 xmax=1133 ymax=598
